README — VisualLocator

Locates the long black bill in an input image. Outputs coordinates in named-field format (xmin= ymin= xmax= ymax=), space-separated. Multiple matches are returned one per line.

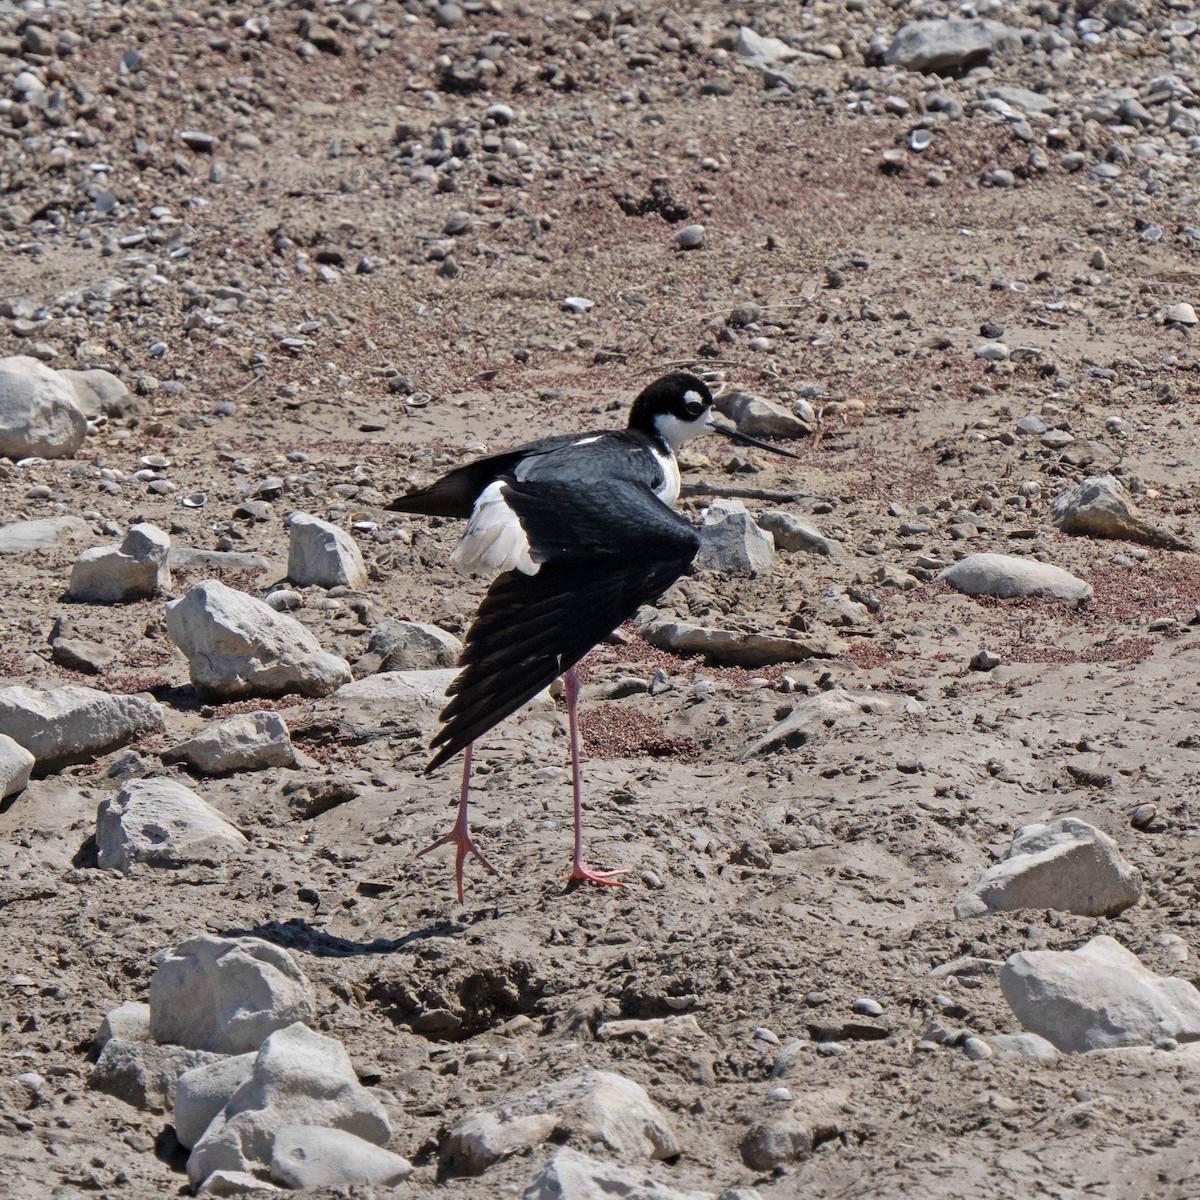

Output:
xmin=708 ymin=420 xmax=803 ymax=460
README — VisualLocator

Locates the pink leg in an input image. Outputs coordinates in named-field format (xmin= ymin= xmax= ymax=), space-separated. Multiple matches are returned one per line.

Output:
xmin=417 ymin=743 xmax=500 ymax=901
xmin=563 ymin=666 xmax=628 ymax=887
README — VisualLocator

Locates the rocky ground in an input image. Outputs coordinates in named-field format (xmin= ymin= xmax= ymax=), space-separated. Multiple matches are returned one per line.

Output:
xmin=3 ymin=0 xmax=1200 ymax=1196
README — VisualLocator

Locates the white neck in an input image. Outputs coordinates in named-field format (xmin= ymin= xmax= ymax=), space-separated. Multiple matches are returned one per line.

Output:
xmin=653 ymin=411 xmax=710 ymax=452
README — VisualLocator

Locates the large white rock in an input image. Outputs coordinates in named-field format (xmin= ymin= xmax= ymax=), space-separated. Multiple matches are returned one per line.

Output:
xmin=525 ymin=1147 xmax=715 ymax=1200
xmin=68 ymin=522 xmax=171 ymax=603
xmin=186 ymin=1022 xmax=392 ymax=1190
xmin=286 ymin=513 xmax=368 ymax=590
xmin=0 ymin=355 xmax=88 ymax=459
xmin=271 ymin=1125 xmax=413 ymax=1189
xmin=176 ymin=1053 xmax=258 ymax=1149
xmin=442 ymin=1070 xmax=678 ymax=1177
xmin=0 ymin=684 xmax=165 ymax=769
xmin=938 ymin=553 xmax=1092 ymax=602
xmin=166 ymin=579 xmax=352 ymax=699
xmin=59 ymin=367 xmax=137 ymax=419
xmin=149 ymin=935 xmax=315 ymax=1054
xmin=955 ymin=817 xmax=1142 ymax=919
xmin=0 ymin=515 xmax=93 ymax=553
xmin=163 ymin=711 xmax=297 ymax=775
xmin=96 ymin=777 xmax=248 ymax=872
xmin=0 ymin=733 xmax=35 ymax=798
xmin=1051 ymin=474 xmax=1189 ymax=550
xmin=884 ymin=18 xmax=1021 ymax=74
xmin=695 ymin=499 xmax=775 ymax=575
xmin=1001 ymin=935 xmax=1200 ymax=1053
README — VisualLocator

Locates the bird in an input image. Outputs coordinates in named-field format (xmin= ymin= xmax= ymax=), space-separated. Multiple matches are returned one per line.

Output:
xmin=389 ymin=371 xmax=799 ymax=899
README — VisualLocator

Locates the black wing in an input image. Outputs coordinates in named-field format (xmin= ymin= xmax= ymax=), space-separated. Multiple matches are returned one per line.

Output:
xmin=427 ymin=479 xmax=699 ymax=771
xmin=388 ymin=434 xmax=587 ymax=519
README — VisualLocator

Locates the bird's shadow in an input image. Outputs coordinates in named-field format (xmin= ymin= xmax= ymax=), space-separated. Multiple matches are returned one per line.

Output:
xmin=220 ymin=916 xmax=466 ymax=958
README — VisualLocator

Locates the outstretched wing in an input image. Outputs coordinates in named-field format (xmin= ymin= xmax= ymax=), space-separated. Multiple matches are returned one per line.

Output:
xmin=427 ymin=479 xmax=699 ymax=771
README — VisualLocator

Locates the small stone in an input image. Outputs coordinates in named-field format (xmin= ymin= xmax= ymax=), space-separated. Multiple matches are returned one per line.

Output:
xmin=938 ymin=554 xmax=1092 ymax=602
xmin=163 ymin=711 xmax=298 ymax=775
xmin=1164 ymin=302 xmax=1198 ymax=325
xmin=695 ymin=499 xmax=775 ymax=575
xmin=287 ymin=513 xmax=368 ymax=590
xmin=675 ymin=223 xmax=705 ymax=250
xmin=969 ymin=648 xmax=1001 ymax=672
xmin=68 ymin=522 xmax=171 ymax=603
xmin=962 ymin=1037 xmax=993 ymax=1061
xmin=851 ymin=998 xmax=884 ymax=1017
xmin=562 ymin=296 xmax=594 ymax=313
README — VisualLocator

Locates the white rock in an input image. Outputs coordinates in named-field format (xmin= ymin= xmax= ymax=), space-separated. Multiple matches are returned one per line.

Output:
xmin=1001 ymin=935 xmax=1200 ymax=1053
xmin=696 ymin=499 xmax=775 ymax=575
xmin=270 ymin=1125 xmax=413 ymax=1189
xmin=1051 ymin=474 xmax=1189 ymax=550
xmin=675 ymin=223 xmax=705 ymax=250
xmin=742 ymin=689 xmax=890 ymax=759
xmin=363 ymin=619 xmax=463 ymax=671
xmin=197 ymin=1170 xmax=283 ymax=1196
xmin=0 ymin=733 xmax=35 ymax=798
xmin=955 ymin=817 xmax=1143 ymax=919
xmin=0 ymin=684 xmax=165 ymax=769
xmin=0 ymin=516 xmax=93 ymax=553
xmin=96 ymin=777 xmax=248 ymax=872
xmin=166 ymin=579 xmax=352 ymax=699
xmin=176 ymin=1054 xmax=258 ymax=1149
xmin=95 ymin=1000 xmax=151 ymax=1052
xmin=0 ymin=355 xmax=88 ymax=459
xmin=884 ymin=19 xmax=1021 ymax=74
xmin=525 ymin=1146 xmax=715 ymax=1200
xmin=985 ymin=1033 xmax=1059 ymax=1061
xmin=286 ymin=513 xmax=368 ymax=590
xmin=186 ymin=1022 xmax=392 ymax=1190
xmin=758 ymin=511 xmax=839 ymax=556
xmin=443 ymin=1070 xmax=678 ymax=1178
xmin=938 ymin=553 xmax=1092 ymax=602
xmin=734 ymin=26 xmax=800 ymax=67
xmin=716 ymin=391 xmax=811 ymax=439
xmin=58 ymin=367 xmax=138 ymax=419
xmin=1163 ymin=302 xmax=1198 ymax=325
xmin=68 ymin=522 xmax=171 ymax=603
xmin=163 ymin=712 xmax=297 ymax=775
xmin=149 ymin=935 xmax=316 ymax=1054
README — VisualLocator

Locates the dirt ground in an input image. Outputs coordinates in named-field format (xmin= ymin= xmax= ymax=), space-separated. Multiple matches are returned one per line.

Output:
xmin=3 ymin=0 xmax=1200 ymax=1196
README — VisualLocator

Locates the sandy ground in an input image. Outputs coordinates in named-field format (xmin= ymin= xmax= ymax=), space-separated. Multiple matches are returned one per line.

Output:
xmin=2 ymin=0 xmax=1200 ymax=1196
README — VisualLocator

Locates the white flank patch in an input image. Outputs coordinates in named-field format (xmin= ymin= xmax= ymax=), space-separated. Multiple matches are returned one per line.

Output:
xmin=649 ymin=444 xmax=681 ymax=506
xmin=573 ymin=435 xmax=601 ymax=446
xmin=449 ymin=481 xmax=538 ymax=577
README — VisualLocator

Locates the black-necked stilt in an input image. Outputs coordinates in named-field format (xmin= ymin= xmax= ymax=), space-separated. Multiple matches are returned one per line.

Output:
xmin=390 ymin=372 xmax=799 ymax=898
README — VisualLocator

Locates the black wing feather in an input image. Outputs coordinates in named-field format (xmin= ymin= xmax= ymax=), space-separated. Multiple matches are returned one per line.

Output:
xmin=426 ymin=479 xmax=698 ymax=771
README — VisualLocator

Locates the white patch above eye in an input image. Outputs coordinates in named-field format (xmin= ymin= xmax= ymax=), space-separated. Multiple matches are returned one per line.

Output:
xmin=450 ymin=481 xmax=538 ymax=577
xmin=683 ymin=390 xmax=705 ymax=407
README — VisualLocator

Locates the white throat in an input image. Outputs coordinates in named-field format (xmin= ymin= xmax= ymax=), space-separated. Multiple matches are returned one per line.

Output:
xmin=653 ymin=410 xmax=711 ymax=452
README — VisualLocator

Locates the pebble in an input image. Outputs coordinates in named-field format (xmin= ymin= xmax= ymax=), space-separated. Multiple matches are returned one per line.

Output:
xmin=851 ymin=997 xmax=884 ymax=1017
xmin=675 ymin=223 xmax=705 ymax=250
xmin=562 ymin=296 xmax=594 ymax=313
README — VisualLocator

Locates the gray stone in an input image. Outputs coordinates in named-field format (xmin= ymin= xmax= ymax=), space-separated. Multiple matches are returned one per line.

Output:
xmin=695 ymin=499 xmax=775 ymax=575
xmin=287 ymin=513 xmax=368 ymax=590
xmin=938 ymin=553 xmax=1092 ymax=602
xmin=333 ymin=669 xmax=554 ymax=728
xmin=758 ymin=511 xmax=839 ymax=556
xmin=166 ymin=580 xmax=352 ymax=699
xmin=1001 ymin=935 xmax=1200 ymax=1053
xmin=96 ymin=777 xmax=248 ymax=872
xmin=1051 ymin=475 xmax=1189 ymax=550
xmin=0 ymin=355 xmax=88 ymax=459
xmin=884 ymin=19 xmax=1021 ymax=75
xmin=362 ymin=619 xmax=462 ymax=672
xmin=168 ymin=548 xmax=272 ymax=575
xmin=525 ymin=1147 xmax=714 ymax=1200
xmin=742 ymin=689 xmax=890 ymax=759
xmin=270 ymin=1125 xmax=413 ymax=1189
xmin=197 ymin=1171 xmax=282 ymax=1196
xmin=716 ymin=391 xmax=810 ymax=440
xmin=68 ymin=522 xmax=171 ymax=603
xmin=163 ymin=712 xmax=297 ymax=775
xmin=150 ymin=935 xmax=315 ymax=1055
xmin=984 ymin=84 xmax=1057 ymax=116
xmin=733 ymin=26 xmax=801 ymax=68
xmin=0 ymin=733 xmax=34 ymax=798
xmin=176 ymin=1054 xmax=258 ymax=1149
xmin=641 ymin=618 xmax=841 ymax=667
xmin=985 ymin=1033 xmax=1059 ymax=1062
xmin=0 ymin=684 xmax=165 ymax=770
xmin=95 ymin=1000 xmax=151 ymax=1052
xmin=90 ymin=1036 xmax=221 ymax=1113
xmin=739 ymin=1086 xmax=848 ymax=1170
xmin=59 ymin=368 xmax=139 ymax=419
xmin=444 ymin=1070 xmax=678 ymax=1179
xmin=186 ymin=1023 xmax=392 ymax=1190
xmin=0 ymin=516 xmax=93 ymax=553
xmin=955 ymin=817 xmax=1143 ymax=919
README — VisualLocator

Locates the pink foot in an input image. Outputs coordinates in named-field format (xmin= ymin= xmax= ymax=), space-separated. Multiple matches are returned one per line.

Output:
xmin=418 ymin=826 xmax=499 ymax=902
xmin=566 ymin=860 xmax=629 ymax=888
